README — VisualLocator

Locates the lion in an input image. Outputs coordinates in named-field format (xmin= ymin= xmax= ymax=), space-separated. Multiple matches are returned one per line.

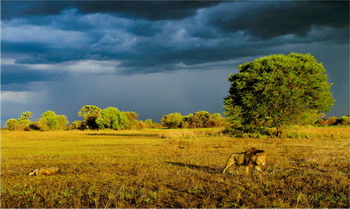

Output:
xmin=28 ymin=167 xmax=60 ymax=176
xmin=222 ymin=148 xmax=266 ymax=175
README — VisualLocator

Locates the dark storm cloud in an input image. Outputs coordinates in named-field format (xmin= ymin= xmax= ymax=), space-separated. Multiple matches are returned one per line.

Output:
xmin=2 ymin=41 xmax=49 ymax=54
xmin=2 ymin=68 xmax=64 ymax=86
xmin=205 ymin=1 xmax=349 ymax=39
xmin=1 ymin=1 xmax=220 ymax=21
xmin=2 ymin=1 xmax=348 ymax=71
xmin=1 ymin=62 xmax=66 ymax=87
xmin=1 ymin=1 xmax=349 ymax=126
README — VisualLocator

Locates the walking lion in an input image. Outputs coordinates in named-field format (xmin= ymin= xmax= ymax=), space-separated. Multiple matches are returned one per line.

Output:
xmin=222 ymin=148 xmax=266 ymax=175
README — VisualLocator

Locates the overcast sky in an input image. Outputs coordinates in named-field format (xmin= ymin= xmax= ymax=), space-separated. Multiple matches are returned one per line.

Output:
xmin=1 ymin=1 xmax=349 ymax=125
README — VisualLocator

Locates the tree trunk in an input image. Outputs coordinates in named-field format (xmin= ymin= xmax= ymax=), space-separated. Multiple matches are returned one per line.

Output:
xmin=276 ymin=126 xmax=283 ymax=138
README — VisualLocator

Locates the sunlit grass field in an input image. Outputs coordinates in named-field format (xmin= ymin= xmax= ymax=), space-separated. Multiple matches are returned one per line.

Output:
xmin=1 ymin=127 xmax=349 ymax=208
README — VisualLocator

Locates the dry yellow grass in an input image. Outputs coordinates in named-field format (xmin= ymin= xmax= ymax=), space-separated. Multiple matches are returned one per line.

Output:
xmin=1 ymin=127 xmax=349 ymax=208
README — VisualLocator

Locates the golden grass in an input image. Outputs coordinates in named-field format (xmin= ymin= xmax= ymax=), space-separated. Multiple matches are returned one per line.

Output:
xmin=158 ymin=128 xmax=223 ymax=139
xmin=1 ymin=127 xmax=349 ymax=208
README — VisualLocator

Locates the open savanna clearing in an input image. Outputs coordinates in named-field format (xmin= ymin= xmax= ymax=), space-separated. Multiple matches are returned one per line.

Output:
xmin=1 ymin=127 xmax=349 ymax=208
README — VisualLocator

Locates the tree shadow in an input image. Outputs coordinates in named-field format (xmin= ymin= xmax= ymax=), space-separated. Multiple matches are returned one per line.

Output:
xmin=166 ymin=161 xmax=220 ymax=174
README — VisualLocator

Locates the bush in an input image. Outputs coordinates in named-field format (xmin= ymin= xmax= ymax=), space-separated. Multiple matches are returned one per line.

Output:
xmin=161 ymin=113 xmax=184 ymax=129
xmin=29 ymin=122 xmax=41 ymax=130
xmin=317 ymin=116 xmax=350 ymax=126
xmin=336 ymin=116 xmax=350 ymax=126
xmin=5 ymin=111 xmax=32 ymax=131
xmin=68 ymin=121 xmax=84 ymax=130
xmin=37 ymin=111 xmax=69 ymax=131
xmin=316 ymin=118 xmax=327 ymax=126
xmin=161 ymin=111 xmax=226 ymax=129
xmin=224 ymin=126 xmax=273 ymax=138
xmin=143 ymin=119 xmax=163 ymax=129
xmin=325 ymin=117 xmax=337 ymax=126
xmin=6 ymin=119 xmax=18 ymax=130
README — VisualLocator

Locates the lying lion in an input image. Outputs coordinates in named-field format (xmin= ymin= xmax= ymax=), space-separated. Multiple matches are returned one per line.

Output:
xmin=222 ymin=148 xmax=266 ymax=175
xmin=28 ymin=167 xmax=60 ymax=176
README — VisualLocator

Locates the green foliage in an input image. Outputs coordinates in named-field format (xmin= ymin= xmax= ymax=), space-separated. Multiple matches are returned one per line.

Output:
xmin=124 ymin=111 xmax=143 ymax=129
xmin=161 ymin=112 xmax=226 ymax=129
xmin=316 ymin=116 xmax=350 ymax=126
xmin=6 ymin=111 xmax=32 ymax=130
xmin=336 ymin=116 xmax=350 ymax=126
xmin=97 ymin=107 xmax=129 ymax=130
xmin=29 ymin=122 xmax=41 ymax=130
xmin=143 ymin=119 xmax=163 ymax=129
xmin=78 ymin=105 xmax=102 ymax=130
xmin=37 ymin=111 xmax=69 ymax=131
xmin=161 ymin=113 xmax=184 ymax=129
xmin=69 ymin=120 xmax=84 ymax=130
xmin=325 ymin=116 xmax=338 ymax=126
xmin=182 ymin=111 xmax=225 ymax=128
xmin=224 ymin=126 xmax=272 ymax=138
xmin=18 ymin=111 xmax=32 ymax=121
xmin=224 ymin=53 xmax=334 ymax=136
xmin=6 ymin=119 xmax=18 ymax=130
xmin=76 ymin=105 xmax=147 ymax=130
xmin=183 ymin=111 xmax=211 ymax=128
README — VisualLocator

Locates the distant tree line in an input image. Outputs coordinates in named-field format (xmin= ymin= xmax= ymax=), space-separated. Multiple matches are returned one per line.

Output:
xmin=70 ymin=105 xmax=146 ymax=130
xmin=6 ymin=111 xmax=69 ymax=131
xmin=5 ymin=106 xmax=348 ymax=131
xmin=160 ymin=111 xmax=226 ymax=129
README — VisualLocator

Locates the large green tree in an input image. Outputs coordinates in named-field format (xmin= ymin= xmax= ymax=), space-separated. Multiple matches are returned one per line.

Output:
xmin=224 ymin=53 xmax=334 ymax=137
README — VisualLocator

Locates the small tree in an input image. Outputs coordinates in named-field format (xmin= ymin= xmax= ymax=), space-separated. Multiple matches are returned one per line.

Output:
xmin=37 ymin=111 xmax=69 ymax=131
xmin=96 ymin=107 xmax=129 ymax=130
xmin=124 ymin=111 xmax=139 ymax=129
xmin=78 ymin=105 xmax=101 ymax=130
xmin=5 ymin=111 xmax=32 ymax=130
xmin=6 ymin=119 xmax=18 ymax=130
xmin=69 ymin=120 xmax=84 ymax=130
xmin=182 ymin=111 xmax=226 ymax=128
xmin=224 ymin=53 xmax=334 ymax=137
xmin=144 ymin=119 xmax=163 ymax=129
xmin=210 ymin=113 xmax=226 ymax=127
xmin=161 ymin=113 xmax=183 ymax=129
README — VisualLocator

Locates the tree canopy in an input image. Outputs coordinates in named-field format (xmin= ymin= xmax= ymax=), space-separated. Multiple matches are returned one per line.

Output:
xmin=78 ymin=105 xmax=102 ymax=130
xmin=5 ymin=111 xmax=32 ymax=130
xmin=96 ymin=107 xmax=129 ymax=130
xmin=224 ymin=53 xmax=334 ymax=136
xmin=37 ymin=111 xmax=69 ymax=131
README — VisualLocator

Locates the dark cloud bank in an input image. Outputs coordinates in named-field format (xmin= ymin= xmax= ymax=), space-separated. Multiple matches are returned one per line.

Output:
xmin=1 ymin=1 xmax=349 ymax=125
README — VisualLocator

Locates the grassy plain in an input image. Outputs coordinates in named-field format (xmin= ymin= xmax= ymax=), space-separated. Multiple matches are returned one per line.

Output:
xmin=1 ymin=127 xmax=349 ymax=208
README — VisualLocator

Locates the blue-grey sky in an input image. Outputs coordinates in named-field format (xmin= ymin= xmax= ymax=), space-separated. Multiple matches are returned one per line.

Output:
xmin=1 ymin=1 xmax=349 ymax=125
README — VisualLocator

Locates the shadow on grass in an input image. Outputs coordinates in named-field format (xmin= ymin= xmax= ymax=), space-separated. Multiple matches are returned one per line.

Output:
xmin=166 ymin=162 xmax=220 ymax=174
xmin=86 ymin=133 xmax=158 ymax=138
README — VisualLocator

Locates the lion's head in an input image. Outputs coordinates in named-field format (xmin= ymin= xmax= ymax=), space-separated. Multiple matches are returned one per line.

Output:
xmin=253 ymin=152 xmax=266 ymax=166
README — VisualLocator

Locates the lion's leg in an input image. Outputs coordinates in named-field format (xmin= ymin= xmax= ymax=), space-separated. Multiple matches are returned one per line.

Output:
xmin=254 ymin=165 xmax=264 ymax=174
xmin=222 ymin=156 xmax=235 ymax=173
xmin=245 ymin=166 xmax=250 ymax=175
